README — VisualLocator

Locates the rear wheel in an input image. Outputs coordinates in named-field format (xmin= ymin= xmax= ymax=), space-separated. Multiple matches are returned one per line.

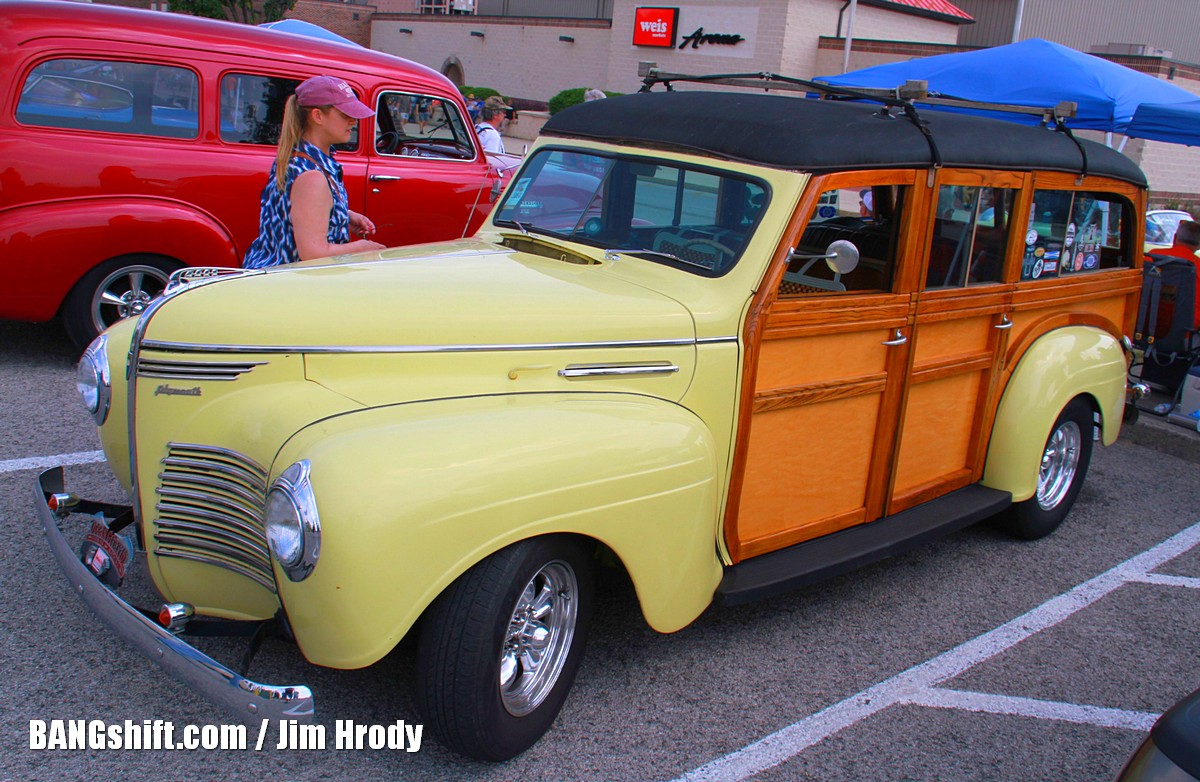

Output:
xmin=62 ymin=255 xmax=179 ymax=349
xmin=997 ymin=397 xmax=1094 ymax=540
xmin=416 ymin=536 xmax=594 ymax=761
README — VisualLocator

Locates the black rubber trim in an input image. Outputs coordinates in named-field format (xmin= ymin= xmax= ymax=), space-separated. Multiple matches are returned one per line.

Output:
xmin=1151 ymin=687 xmax=1200 ymax=778
xmin=717 ymin=484 xmax=1012 ymax=606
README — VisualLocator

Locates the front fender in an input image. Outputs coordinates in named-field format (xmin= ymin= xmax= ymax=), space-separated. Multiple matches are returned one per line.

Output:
xmin=983 ymin=326 xmax=1126 ymax=502
xmin=272 ymin=392 xmax=723 ymax=669
xmin=0 ymin=197 xmax=239 ymax=321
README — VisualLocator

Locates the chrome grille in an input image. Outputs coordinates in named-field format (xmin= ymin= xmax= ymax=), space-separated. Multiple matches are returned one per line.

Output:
xmin=154 ymin=443 xmax=275 ymax=591
xmin=137 ymin=357 xmax=265 ymax=381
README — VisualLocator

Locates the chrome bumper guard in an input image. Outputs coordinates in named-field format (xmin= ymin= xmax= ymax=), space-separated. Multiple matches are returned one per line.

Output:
xmin=36 ymin=466 xmax=315 ymax=722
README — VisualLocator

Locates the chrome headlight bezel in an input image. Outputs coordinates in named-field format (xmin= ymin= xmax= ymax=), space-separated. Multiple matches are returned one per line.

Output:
xmin=76 ymin=334 xmax=111 ymax=425
xmin=264 ymin=460 xmax=321 ymax=582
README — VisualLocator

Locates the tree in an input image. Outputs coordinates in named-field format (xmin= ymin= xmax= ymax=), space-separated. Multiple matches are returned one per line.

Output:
xmin=171 ymin=0 xmax=298 ymax=24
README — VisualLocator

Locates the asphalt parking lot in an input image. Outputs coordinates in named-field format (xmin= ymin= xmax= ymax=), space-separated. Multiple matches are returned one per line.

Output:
xmin=2 ymin=317 xmax=1199 ymax=782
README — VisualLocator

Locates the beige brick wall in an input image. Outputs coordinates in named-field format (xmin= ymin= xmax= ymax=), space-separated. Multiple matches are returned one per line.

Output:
xmin=288 ymin=0 xmax=377 ymax=46
xmin=372 ymin=17 xmax=612 ymax=99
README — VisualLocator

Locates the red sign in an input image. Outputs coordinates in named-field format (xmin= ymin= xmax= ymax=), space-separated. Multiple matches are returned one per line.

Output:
xmin=633 ymin=7 xmax=678 ymax=48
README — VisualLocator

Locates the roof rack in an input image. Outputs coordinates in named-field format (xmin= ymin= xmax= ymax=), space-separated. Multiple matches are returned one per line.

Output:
xmin=636 ymin=64 xmax=1087 ymax=180
xmin=636 ymin=64 xmax=1078 ymax=125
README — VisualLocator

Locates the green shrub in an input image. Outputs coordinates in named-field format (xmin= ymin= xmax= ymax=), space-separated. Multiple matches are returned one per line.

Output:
xmin=548 ymin=88 xmax=623 ymax=115
xmin=459 ymin=85 xmax=501 ymax=102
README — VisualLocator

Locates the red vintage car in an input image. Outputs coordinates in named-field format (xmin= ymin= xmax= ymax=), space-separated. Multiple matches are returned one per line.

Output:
xmin=0 ymin=0 xmax=516 ymax=346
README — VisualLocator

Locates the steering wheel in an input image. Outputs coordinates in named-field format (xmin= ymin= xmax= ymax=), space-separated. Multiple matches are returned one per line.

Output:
xmin=686 ymin=238 xmax=738 ymax=265
xmin=375 ymin=131 xmax=401 ymax=155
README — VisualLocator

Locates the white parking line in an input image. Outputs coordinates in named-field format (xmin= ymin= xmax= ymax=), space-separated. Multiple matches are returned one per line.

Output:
xmin=1134 ymin=573 xmax=1200 ymax=590
xmin=903 ymin=688 xmax=1159 ymax=732
xmin=0 ymin=450 xmax=105 ymax=474
xmin=675 ymin=521 xmax=1200 ymax=782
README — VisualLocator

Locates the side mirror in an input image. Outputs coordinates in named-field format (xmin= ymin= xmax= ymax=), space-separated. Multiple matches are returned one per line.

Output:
xmin=788 ymin=240 xmax=860 ymax=274
xmin=490 ymin=168 xmax=505 ymax=203
xmin=825 ymin=239 xmax=860 ymax=274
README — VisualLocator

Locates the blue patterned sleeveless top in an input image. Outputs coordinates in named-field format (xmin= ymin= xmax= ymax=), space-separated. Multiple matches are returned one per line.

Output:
xmin=243 ymin=140 xmax=350 ymax=269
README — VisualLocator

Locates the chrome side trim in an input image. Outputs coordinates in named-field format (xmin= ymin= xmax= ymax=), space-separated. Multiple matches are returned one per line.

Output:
xmin=136 ymin=358 xmax=266 ymax=381
xmin=559 ymin=363 xmax=680 ymax=379
xmin=36 ymin=467 xmax=314 ymax=722
xmin=137 ymin=336 xmax=734 ymax=354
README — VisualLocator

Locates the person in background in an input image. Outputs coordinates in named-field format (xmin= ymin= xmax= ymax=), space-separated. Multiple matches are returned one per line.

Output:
xmin=243 ymin=76 xmax=384 ymax=269
xmin=1148 ymin=219 xmax=1200 ymax=328
xmin=474 ymin=102 xmax=506 ymax=154
xmin=466 ymin=93 xmax=481 ymax=122
xmin=584 ymin=88 xmax=607 ymax=102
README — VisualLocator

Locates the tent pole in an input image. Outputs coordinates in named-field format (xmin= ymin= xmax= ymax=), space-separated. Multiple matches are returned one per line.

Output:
xmin=842 ymin=0 xmax=858 ymax=74
xmin=1012 ymin=0 xmax=1025 ymax=43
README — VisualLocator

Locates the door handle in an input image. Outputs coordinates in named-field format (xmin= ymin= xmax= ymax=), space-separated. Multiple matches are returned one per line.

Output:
xmin=369 ymin=175 xmax=401 ymax=182
xmin=881 ymin=329 xmax=907 ymax=346
xmin=994 ymin=315 xmax=1014 ymax=330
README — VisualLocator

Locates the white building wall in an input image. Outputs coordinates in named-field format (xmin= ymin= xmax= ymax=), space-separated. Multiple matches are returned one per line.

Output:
xmin=371 ymin=19 xmax=612 ymax=98
xmin=372 ymin=0 xmax=967 ymax=101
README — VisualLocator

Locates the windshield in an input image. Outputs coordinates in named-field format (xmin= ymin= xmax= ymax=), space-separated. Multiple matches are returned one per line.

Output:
xmin=495 ymin=148 xmax=768 ymax=276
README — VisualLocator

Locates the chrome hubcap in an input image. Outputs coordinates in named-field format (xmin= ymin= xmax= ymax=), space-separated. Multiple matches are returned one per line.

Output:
xmin=94 ymin=265 xmax=170 ymax=332
xmin=499 ymin=561 xmax=577 ymax=717
xmin=1036 ymin=420 xmax=1081 ymax=510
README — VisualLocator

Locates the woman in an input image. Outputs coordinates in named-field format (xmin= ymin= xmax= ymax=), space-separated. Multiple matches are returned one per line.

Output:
xmin=243 ymin=75 xmax=384 ymax=269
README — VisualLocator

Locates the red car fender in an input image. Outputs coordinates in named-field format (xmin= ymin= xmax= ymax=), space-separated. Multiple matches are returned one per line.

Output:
xmin=0 ymin=196 xmax=240 ymax=322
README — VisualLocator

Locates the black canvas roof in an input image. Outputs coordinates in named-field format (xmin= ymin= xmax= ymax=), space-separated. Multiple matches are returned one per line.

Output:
xmin=541 ymin=92 xmax=1146 ymax=186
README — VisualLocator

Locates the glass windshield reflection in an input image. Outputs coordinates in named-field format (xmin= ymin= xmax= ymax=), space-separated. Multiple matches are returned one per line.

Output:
xmin=495 ymin=148 xmax=768 ymax=276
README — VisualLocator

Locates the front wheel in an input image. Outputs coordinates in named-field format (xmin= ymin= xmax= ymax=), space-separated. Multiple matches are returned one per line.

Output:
xmin=996 ymin=397 xmax=1094 ymax=540
xmin=62 ymin=255 xmax=179 ymax=349
xmin=416 ymin=536 xmax=594 ymax=761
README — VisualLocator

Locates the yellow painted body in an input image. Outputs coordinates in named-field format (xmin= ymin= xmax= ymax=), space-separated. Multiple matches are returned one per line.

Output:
xmin=983 ymin=326 xmax=1127 ymax=501
xmin=273 ymin=393 xmax=723 ymax=668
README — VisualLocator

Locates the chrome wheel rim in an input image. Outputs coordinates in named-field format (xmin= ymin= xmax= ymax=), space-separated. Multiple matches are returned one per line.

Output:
xmin=93 ymin=264 xmax=170 ymax=333
xmin=1036 ymin=420 xmax=1081 ymax=510
xmin=499 ymin=560 xmax=577 ymax=717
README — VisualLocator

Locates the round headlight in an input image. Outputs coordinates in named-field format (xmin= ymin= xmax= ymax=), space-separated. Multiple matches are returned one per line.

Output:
xmin=76 ymin=335 xmax=111 ymax=424
xmin=265 ymin=489 xmax=304 ymax=567
xmin=264 ymin=460 xmax=321 ymax=582
xmin=77 ymin=355 xmax=101 ymax=413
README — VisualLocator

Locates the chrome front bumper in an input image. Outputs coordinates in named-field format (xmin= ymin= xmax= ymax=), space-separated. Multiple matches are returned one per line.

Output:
xmin=35 ymin=466 xmax=315 ymax=722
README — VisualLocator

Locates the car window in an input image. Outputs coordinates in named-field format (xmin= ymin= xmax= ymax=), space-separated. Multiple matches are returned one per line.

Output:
xmin=374 ymin=92 xmax=474 ymax=160
xmin=495 ymin=148 xmax=768 ymax=276
xmin=781 ymin=184 xmax=906 ymax=295
xmin=1145 ymin=216 xmax=1168 ymax=244
xmin=1023 ymin=190 xmax=1131 ymax=280
xmin=17 ymin=58 xmax=198 ymax=138
xmin=219 ymin=73 xmax=359 ymax=151
xmin=925 ymin=185 xmax=1016 ymax=289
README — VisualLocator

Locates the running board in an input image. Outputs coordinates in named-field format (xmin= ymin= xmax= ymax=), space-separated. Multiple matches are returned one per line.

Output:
xmin=717 ymin=484 xmax=1012 ymax=606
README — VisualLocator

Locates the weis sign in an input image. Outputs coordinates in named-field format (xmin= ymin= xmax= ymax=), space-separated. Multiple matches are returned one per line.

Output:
xmin=633 ymin=7 xmax=679 ymax=48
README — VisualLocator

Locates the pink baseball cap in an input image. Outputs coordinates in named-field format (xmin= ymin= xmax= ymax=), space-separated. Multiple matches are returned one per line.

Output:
xmin=294 ymin=75 xmax=374 ymax=119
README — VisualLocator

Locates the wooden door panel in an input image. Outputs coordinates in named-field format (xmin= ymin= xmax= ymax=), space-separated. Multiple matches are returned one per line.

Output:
xmin=736 ymin=296 xmax=907 ymax=558
xmin=893 ymin=370 xmax=982 ymax=503
xmin=738 ymin=392 xmax=879 ymax=557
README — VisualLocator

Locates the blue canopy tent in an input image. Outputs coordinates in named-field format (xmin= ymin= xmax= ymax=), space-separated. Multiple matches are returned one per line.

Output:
xmin=815 ymin=38 xmax=1200 ymax=144
xmin=1126 ymin=100 xmax=1200 ymax=147
xmin=257 ymin=19 xmax=361 ymax=47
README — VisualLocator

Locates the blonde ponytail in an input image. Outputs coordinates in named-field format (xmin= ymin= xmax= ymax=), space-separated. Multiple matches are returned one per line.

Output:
xmin=274 ymin=95 xmax=304 ymax=191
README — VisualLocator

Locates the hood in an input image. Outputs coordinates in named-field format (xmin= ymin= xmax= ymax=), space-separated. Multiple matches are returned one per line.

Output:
xmin=143 ymin=239 xmax=695 ymax=349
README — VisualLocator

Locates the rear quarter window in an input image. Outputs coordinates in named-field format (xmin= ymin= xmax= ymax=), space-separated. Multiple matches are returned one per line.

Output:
xmin=1023 ymin=190 xmax=1133 ymax=280
xmin=17 ymin=59 xmax=199 ymax=139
